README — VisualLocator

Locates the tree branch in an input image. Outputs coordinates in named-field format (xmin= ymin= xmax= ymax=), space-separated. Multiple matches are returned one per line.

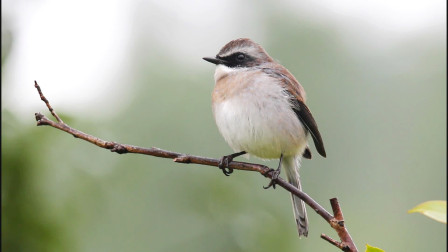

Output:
xmin=33 ymin=81 xmax=358 ymax=252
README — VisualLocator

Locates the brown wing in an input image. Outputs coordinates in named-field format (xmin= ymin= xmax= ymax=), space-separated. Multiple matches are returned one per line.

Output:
xmin=261 ymin=64 xmax=326 ymax=158
xmin=292 ymin=99 xmax=326 ymax=157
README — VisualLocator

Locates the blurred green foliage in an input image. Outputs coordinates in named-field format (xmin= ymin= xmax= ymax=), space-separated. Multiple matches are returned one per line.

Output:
xmin=2 ymin=1 xmax=446 ymax=252
xmin=2 ymin=111 xmax=67 ymax=252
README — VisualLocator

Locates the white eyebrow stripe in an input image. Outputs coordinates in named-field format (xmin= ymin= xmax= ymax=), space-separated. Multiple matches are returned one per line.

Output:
xmin=219 ymin=46 xmax=259 ymax=58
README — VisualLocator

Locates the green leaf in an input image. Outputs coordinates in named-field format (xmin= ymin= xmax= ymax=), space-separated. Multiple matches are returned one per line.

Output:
xmin=365 ymin=244 xmax=385 ymax=252
xmin=408 ymin=200 xmax=447 ymax=224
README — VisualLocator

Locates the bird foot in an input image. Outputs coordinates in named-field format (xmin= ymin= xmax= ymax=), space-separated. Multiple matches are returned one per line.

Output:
xmin=218 ymin=151 xmax=246 ymax=176
xmin=263 ymin=153 xmax=283 ymax=189
xmin=218 ymin=156 xmax=234 ymax=176
xmin=263 ymin=168 xmax=281 ymax=189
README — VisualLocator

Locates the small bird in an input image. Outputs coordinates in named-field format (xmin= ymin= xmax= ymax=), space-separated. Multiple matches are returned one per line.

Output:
xmin=203 ymin=38 xmax=326 ymax=237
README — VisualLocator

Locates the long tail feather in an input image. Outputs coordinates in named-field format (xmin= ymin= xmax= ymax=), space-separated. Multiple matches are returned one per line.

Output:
xmin=283 ymin=156 xmax=308 ymax=237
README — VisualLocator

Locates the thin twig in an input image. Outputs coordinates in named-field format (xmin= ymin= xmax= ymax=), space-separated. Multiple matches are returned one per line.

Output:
xmin=33 ymin=81 xmax=358 ymax=252
xmin=321 ymin=234 xmax=347 ymax=250
xmin=34 ymin=80 xmax=64 ymax=123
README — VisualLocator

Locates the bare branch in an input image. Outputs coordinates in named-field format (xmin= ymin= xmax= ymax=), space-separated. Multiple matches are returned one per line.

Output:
xmin=34 ymin=80 xmax=64 ymax=123
xmin=326 ymin=198 xmax=358 ymax=252
xmin=321 ymin=233 xmax=349 ymax=251
xmin=33 ymin=81 xmax=358 ymax=252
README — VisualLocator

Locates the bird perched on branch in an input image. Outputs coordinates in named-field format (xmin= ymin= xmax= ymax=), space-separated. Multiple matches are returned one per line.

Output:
xmin=203 ymin=38 xmax=326 ymax=237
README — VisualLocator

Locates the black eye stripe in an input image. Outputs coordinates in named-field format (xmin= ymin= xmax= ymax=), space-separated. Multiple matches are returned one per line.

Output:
xmin=228 ymin=53 xmax=247 ymax=61
xmin=218 ymin=52 xmax=254 ymax=67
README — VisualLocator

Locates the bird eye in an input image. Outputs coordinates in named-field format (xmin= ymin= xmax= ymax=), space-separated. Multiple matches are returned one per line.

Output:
xmin=236 ymin=54 xmax=245 ymax=61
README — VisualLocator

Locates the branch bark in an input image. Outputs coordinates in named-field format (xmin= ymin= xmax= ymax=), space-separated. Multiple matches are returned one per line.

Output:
xmin=33 ymin=81 xmax=358 ymax=252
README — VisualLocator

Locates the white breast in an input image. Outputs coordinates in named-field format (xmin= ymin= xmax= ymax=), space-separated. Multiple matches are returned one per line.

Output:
xmin=212 ymin=68 xmax=308 ymax=159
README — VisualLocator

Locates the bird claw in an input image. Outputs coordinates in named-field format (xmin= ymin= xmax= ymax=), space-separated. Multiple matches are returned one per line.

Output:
xmin=218 ymin=156 xmax=234 ymax=176
xmin=263 ymin=168 xmax=281 ymax=189
xmin=263 ymin=153 xmax=283 ymax=189
xmin=217 ymin=151 xmax=246 ymax=176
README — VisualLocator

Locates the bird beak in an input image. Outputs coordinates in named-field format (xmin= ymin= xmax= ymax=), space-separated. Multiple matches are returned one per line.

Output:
xmin=203 ymin=57 xmax=228 ymax=65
